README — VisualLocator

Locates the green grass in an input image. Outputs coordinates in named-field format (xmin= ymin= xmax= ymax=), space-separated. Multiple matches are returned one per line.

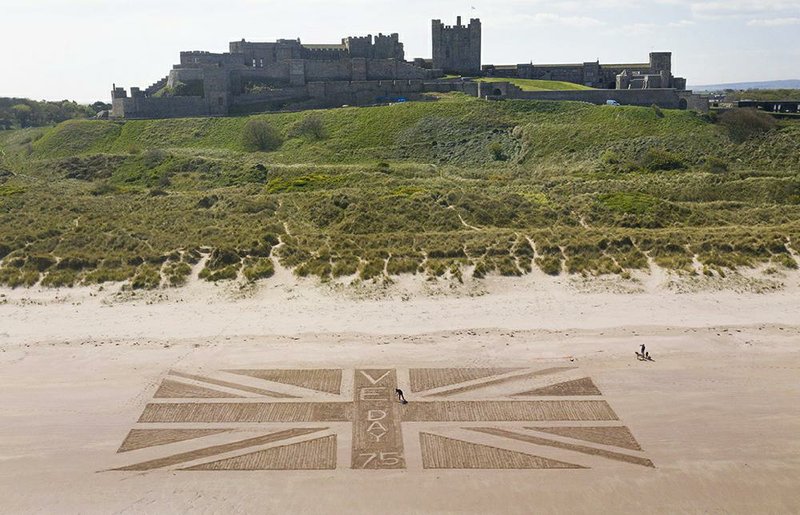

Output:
xmin=478 ymin=78 xmax=594 ymax=91
xmin=1 ymin=93 xmax=798 ymax=288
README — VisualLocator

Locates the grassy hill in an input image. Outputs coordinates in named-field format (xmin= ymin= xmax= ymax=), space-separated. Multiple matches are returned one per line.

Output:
xmin=477 ymin=78 xmax=593 ymax=91
xmin=0 ymin=93 xmax=798 ymax=288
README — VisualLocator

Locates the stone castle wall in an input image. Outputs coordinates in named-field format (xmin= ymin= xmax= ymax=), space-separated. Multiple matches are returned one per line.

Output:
xmin=478 ymin=81 xmax=708 ymax=111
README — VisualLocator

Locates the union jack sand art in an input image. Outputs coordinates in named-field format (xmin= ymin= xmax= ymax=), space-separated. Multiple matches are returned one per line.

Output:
xmin=112 ymin=367 xmax=654 ymax=471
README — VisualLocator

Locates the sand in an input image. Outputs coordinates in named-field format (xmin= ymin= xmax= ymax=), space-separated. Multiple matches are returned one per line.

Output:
xmin=1 ymin=267 xmax=799 ymax=513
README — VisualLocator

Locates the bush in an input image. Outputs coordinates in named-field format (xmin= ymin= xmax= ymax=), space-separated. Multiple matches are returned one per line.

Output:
xmin=142 ymin=148 xmax=168 ymax=168
xmin=718 ymin=108 xmax=777 ymax=143
xmin=640 ymin=148 xmax=684 ymax=171
xmin=130 ymin=265 xmax=161 ymax=289
xmin=489 ymin=142 xmax=506 ymax=161
xmin=651 ymin=104 xmax=664 ymax=118
xmin=287 ymin=114 xmax=327 ymax=140
xmin=41 ymin=269 xmax=79 ymax=287
xmin=91 ymin=181 xmax=118 ymax=196
xmin=164 ymin=261 xmax=192 ymax=287
xmin=242 ymin=257 xmax=275 ymax=282
xmin=207 ymin=248 xmax=241 ymax=269
xmin=242 ymin=119 xmax=283 ymax=152
xmin=599 ymin=150 xmax=621 ymax=165
xmin=704 ymin=156 xmax=729 ymax=174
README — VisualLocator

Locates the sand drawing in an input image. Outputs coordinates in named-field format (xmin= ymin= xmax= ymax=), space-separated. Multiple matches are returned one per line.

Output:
xmin=115 ymin=367 xmax=652 ymax=471
xmin=409 ymin=368 xmax=522 ymax=392
xmin=114 ymin=428 xmax=326 ymax=471
xmin=183 ymin=435 xmax=337 ymax=470
xmin=226 ymin=369 xmax=343 ymax=394
xmin=526 ymin=426 xmax=642 ymax=451
xmin=138 ymin=402 xmax=352 ymax=423
xmin=512 ymin=377 xmax=602 ymax=397
xmin=421 ymin=367 xmax=576 ymax=397
xmin=402 ymin=400 xmax=619 ymax=422
xmin=419 ymin=433 xmax=584 ymax=469
xmin=469 ymin=427 xmax=654 ymax=467
xmin=117 ymin=429 xmax=232 ymax=453
xmin=154 ymin=379 xmax=243 ymax=399
xmin=168 ymin=370 xmax=298 ymax=398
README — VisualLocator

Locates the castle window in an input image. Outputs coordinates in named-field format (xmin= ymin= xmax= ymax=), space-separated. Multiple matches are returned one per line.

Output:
xmin=252 ymin=58 xmax=257 ymax=67
xmin=259 ymin=58 xmax=264 ymax=68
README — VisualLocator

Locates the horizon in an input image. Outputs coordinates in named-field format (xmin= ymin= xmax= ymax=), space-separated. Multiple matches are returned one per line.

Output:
xmin=2 ymin=0 xmax=800 ymax=103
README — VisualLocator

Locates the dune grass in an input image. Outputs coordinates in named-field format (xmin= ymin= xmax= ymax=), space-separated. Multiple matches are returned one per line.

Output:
xmin=0 ymin=93 xmax=798 ymax=288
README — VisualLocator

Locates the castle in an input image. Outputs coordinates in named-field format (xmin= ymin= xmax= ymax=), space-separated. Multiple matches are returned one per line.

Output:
xmin=110 ymin=17 xmax=703 ymax=119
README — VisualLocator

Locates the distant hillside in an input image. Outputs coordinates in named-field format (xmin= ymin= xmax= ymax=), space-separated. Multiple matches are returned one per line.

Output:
xmin=690 ymin=79 xmax=800 ymax=91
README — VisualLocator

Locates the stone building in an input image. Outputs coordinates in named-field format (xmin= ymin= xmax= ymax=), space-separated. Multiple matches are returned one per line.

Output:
xmin=110 ymin=16 xmax=700 ymax=119
xmin=482 ymin=52 xmax=686 ymax=90
xmin=432 ymin=17 xmax=482 ymax=76
xmin=111 ymin=30 xmax=442 ymax=118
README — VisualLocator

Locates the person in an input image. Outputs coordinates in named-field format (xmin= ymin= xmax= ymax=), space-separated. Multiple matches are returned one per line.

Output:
xmin=395 ymin=388 xmax=407 ymax=404
xmin=640 ymin=344 xmax=646 ymax=356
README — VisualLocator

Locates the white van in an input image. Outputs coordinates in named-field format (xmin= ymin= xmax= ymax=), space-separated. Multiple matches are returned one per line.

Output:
xmin=606 ymin=100 xmax=621 ymax=106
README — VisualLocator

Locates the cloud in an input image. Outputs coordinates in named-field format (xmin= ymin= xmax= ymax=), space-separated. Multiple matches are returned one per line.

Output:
xmin=747 ymin=16 xmax=800 ymax=24
xmin=518 ymin=13 xmax=606 ymax=27
xmin=687 ymin=0 xmax=800 ymax=19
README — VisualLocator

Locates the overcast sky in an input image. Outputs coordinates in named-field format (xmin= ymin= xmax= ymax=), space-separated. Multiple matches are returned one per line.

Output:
xmin=2 ymin=0 xmax=799 ymax=102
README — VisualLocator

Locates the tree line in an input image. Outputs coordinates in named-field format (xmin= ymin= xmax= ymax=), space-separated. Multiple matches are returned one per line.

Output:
xmin=0 ymin=98 xmax=110 ymax=130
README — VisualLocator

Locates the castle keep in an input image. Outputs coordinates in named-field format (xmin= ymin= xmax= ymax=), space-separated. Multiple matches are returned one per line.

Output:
xmin=110 ymin=17 xmax=702 ymax=119
xmin=432 ymin=17 xmax=481 ymax=76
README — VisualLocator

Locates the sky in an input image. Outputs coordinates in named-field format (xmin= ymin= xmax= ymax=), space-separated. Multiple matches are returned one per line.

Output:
xmin=1 ymin=0 xmax=799 ymax=102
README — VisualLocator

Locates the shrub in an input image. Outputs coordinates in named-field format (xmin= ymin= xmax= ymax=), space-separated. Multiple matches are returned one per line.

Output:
xmin=599 ymin=150 xmax=621 ymax=165
xmin=199 ymin=265 xmax=239 ymax=282
xmin=359 ymin=259 xmax=384 ymax=280
xmin=91 ymin=181 xmax=118 ymax=196
xmin=41 ymin=269 xmax=79 ymax=287
xmin=640 ymin=148 xmax=684 ymax=171
xmin=207 ymin=248 xmax=241 ymax=269
xmin=164 ymin=262 xmax=192 ymax=287
xmin=718 ymin=108 xmax=777 ymax=143
xmin=130 ymin=265 xmax=161 ymax=289
xmin=242 ymin=119 xmax=283 ymax=152
xmin=535 ymin=255 xmax=561 ymax=275
xmin=332 ymin=256 xmax=359 ymax=277
xmin=489 ymin=142 xmax=506 ymax=161
xmin=197 ymin=195 xmax=219 ymax=209
xmin=386 ymin=256 xmax=420 ymax=275
xmin=142 ymin=148 xmax=167 ymax=168
xmin=651 ymin=104 xmax=665 ymax=118
xmin=287 ymin=114 xmax=327 ymax=140
xmin=704 ymin=156 xmax=729 ymax=174
xmin=242 ymin=257 xmax=275 ymax=282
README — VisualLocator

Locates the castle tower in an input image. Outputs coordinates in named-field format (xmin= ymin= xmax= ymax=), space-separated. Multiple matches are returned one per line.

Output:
xmin=649 ymin=52 xmax=673 ymax=87
xmin=432 ymin=16 xmax=481 ymax=76
xmin=649 ymin=52 xmax=672 ymax=74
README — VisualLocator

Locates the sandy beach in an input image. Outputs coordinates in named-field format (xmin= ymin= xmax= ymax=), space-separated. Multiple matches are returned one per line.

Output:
xmin=1 ymin=268 xmax=799 ymax=514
